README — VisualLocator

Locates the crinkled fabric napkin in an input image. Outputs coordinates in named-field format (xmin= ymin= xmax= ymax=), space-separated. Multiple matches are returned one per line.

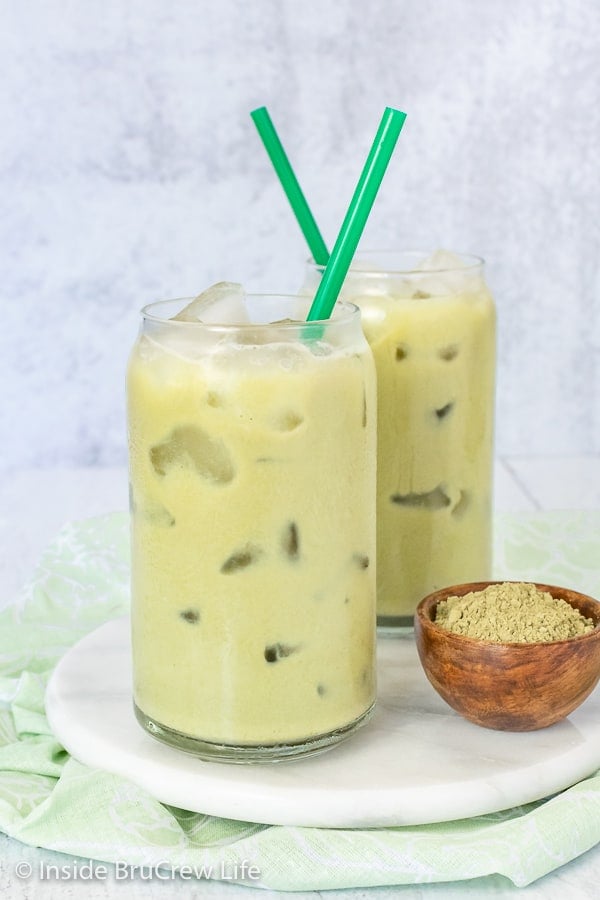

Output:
xmin=1 ymin=511 xmax=600 ymax=891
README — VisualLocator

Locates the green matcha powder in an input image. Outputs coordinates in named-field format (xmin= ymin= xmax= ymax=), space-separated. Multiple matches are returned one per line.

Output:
xmin=435 ymin=582 xmax=595 ymax=642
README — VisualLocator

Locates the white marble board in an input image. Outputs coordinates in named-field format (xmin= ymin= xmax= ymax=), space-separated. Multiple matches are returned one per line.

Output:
xmin=45 ymin=616 xmax=600 ymax=829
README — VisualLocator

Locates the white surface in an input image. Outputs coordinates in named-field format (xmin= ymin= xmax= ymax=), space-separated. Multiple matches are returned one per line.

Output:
xmin=505 ymin=457 xmax=600 ymax=511
xmin=47 ymin=614 xmax=600 ymax=829
xmin=2 ymin=460 xmax=600 ymax=897
xmin=2 ymin=3 xmax=600 ymax=471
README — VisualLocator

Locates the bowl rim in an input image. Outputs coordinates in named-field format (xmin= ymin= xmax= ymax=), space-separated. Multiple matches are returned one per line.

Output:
xmin=415 ymin=580 xmax=600 ymax=648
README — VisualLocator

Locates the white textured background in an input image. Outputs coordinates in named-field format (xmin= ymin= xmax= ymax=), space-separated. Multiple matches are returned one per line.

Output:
xmin=1 ymin=0 xmax=599 ymax=469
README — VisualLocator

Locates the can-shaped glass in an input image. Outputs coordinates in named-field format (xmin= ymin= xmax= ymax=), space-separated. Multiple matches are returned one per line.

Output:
xmin=127 ymin=294 xmax=377 ymax=761
xmin=306 ymin=251 xmax=496 ymax=633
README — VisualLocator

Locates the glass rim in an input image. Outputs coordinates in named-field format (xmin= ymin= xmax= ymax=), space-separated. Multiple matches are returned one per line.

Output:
xmin=140 ymin=294 xmax=361 ymax=330
xmin=307 ymin=249 xmax=485 ymax=276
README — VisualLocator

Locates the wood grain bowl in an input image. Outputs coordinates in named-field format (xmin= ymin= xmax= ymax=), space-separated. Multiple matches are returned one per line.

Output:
xmin=414 ymin=581 xmax=600 ymax=731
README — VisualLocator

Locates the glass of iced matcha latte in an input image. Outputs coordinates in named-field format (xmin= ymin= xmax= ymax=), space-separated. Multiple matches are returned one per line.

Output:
xmin=127 ymin=286 xmax=377 ymax=761
xmin=305 ymin=250 xmax=496 ymax=632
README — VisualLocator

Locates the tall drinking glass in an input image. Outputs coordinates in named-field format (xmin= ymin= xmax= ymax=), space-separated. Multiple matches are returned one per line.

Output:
xmin=127 ymin=294 xmax=377 ymax=761
xmin=306 ymin=251 xmax=496 ymax=633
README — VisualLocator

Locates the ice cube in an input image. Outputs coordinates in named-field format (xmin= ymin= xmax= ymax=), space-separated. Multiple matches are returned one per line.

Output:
xmin=438 ymin=343 xmax=459 ymax=361
xmin=129 ymin=485 xmax=175 ymax=526
xmin=235 ymin=341 xmax=310 ymax=369
xmin=352 ymin=553 xmax=370 ymax=569
xmin=179 ymin=608 xmax=201 ymax=624
xmin=263 ymin=643 xmax=300 ymax=663
xmin=416 ymin=250 xmax=467 ymax=272
xmin=346 ymin=262 xmax=415 ymax=300
xmin=171 ymin=282 xmax=249 ymax=324
xmin=390 ymin=485 xmax=452 ymax=510
xmin=434 ymin=401 xmax=454 ymax=421
xmin=271 ymin=410 xmax=304 ymax=432
xmin=411 ymin=250 xmax=473 ymax=297
xmin=358 ymin=302 xmax=389 ymax=337
xmin=150 ymin=425 xmax=235 ymax=484
xmin=282 ymin=522 xmax=300 ymax=560
xmin=143 ymin=319 xmax=216 ymax=362
xmin=221 ymin=544 xmax=262 ymax=573
xmin=451 ymin=490 xmax=470 ymax=518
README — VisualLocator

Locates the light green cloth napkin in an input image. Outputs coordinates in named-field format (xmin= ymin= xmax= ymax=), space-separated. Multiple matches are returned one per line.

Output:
xmin=1 ymin=510 xmax=600 ymax=891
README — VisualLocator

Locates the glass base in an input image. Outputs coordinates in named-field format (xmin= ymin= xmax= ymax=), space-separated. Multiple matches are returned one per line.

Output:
xmin=377 ymin=614 xmax=415 ymax=636
xmin=134 ymin=701 xmax=376 ymax=764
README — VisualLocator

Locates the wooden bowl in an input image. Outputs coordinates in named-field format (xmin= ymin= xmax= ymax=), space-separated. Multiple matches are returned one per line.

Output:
xmin=414 ymin=582 xmax=600 ymax=731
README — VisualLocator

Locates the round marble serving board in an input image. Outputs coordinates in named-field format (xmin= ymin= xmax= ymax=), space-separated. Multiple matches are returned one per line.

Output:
xmin=46 ymin=616 xmax=600 ymax=828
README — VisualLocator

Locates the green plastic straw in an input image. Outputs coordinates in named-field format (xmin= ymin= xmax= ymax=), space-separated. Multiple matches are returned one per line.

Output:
xmin=307 ymin=107 xmax=407 ymax=321
xmin=250 ymin=106 xmax=330 ymax=266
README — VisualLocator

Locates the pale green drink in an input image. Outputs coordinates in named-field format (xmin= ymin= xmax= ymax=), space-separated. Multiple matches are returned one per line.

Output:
xmin=128 ymin=294 xmax=377 ymax=761
xmin=306 ymin=251 xmax=496 ymax=631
